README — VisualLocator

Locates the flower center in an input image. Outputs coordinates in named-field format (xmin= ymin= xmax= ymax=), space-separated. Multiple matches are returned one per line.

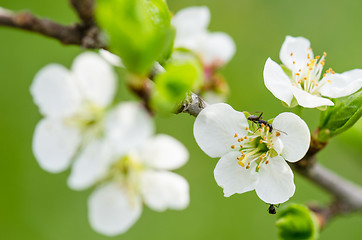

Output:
xmin=290 ymin=51 xmax=334 ymax=95
xmin=65 ymin=103 xmax=105 ymax=140
xmin=231 ymin=123 xmax=281 ymax=172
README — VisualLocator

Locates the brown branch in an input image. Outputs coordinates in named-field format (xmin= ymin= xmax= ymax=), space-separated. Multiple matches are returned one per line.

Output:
xmin=70 ymin=0 xmax=95 ymax=26
xmin=0 ymin=7 xmax=105 ymax=48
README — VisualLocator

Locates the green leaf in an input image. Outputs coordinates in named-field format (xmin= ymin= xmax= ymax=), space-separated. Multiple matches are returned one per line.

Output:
xmin=151 ymin=52 xmax=203 ymax=114
xmin=319 ymin=90 xmax=362 ymax=136
xmin=96 ymin=0 xmax=175 ymax=75
xmin=276 ymin=204 xmax=319 ymax=240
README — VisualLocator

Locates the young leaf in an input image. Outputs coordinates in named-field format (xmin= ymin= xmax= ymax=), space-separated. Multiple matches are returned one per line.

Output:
xmin=96 ymin=0 xmax=175 ymax=75
xmin=319 ymin=90 xmax=362 ymax=137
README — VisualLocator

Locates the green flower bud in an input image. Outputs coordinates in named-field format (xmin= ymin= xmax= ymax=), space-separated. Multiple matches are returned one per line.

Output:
xmin=276 ymin=204 xmax=319 ymax=240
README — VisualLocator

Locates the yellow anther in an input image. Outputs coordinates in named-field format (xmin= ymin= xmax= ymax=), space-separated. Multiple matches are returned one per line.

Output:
xmin=259 ymin=156 xmax=263 ymax=161
xmin=299 ymin=69 xmax=302 ymax=72
xmin=315 ymin=83 xmax=319 ymax=86
xmin=323 ymin=73 xmax=326 ymax=77
xmin=262 ymin=153 xmax=266 ymax=157
xmin=307 ymin=54 xmax=310 ymax=59
xmin=231 ymin=145 xmax=235 ymax=149
xmin=258 ymin=128 xmax=262 ymax=132
xmin=246 ymin=165 xmax=250 ymax=169
xmin=265 ymin=160 xmax=269 ymax=164
xmin=321 ymin=61 xmax=325 ymax=66
xmin=234 ymin=133 xmax=238 ymax=137
xmin=316 ymin=56 xmax=320 ymax=60
xmin=304 ymin=77 xmax=307 ymax=80
xmin=309 ymin=67 xmax=313 ymax=70
xmin=327 ymin=80 xmax=332 ymax=83
xmin=290 ymin=52 xmax=293 ymax=56
xmin=261 ymin=123 xmax=265 ymax=128
xmin=307 ymin=63 xmax=310 ymax=66
xmin=263 ymin=136 xmax=267 ymax=140
xmin=293 ymin=61 xmax=296 ymax=64
xmin=257 ymin=165 xmax=261 ymax=170
xmin=276 ymin=132 xmax=281 ymax=137
xmin=323 ymin=52 xmax=327 ymax=57
xmin=259 ymin=139 xmax=263 ymax=144
xmin=332 ymin=70 xmax=335 ymax=74
xmin=248 ymin=161 xmax=251 ymax=165
xmin=266 ymin=126 xmax=270 ymax=132
xmin=238 ymin=161 xmax=245 ymax=167
xmin=238 ymin=138 xmax=241 ymax=142
xmin=298 ymin=80 xmax=302 ymax=84
xmin=296 ymin=73 xmax=300 ymax=76
xmin=240 ymin=145 xmax=243 ymax=148
xmin=245 ymin=127 xmax=249 ymax=130
xmin=244 ymin=136 xmax=248 ymax=139
xmin=239 ymin=137 xmax=244 ymax=141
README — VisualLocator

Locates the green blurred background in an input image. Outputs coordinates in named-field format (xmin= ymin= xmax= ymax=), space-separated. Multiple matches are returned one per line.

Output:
xmin=1 ymin=0 xmax=362 ymax=239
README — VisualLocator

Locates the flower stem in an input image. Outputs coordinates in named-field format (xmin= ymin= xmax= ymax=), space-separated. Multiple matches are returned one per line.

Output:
xmin=294 ymin=106 xmax=304 ymax=117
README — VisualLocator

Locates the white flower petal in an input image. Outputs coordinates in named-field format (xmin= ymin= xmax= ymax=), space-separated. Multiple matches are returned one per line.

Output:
xmin=280 ymin=36 xmax=313 ymax=71
xmin=137 ymin=134 xmax=188 ymax=170
xmin=88 ymin=183 xmax=142 ymax=236
xmin=255 ymin=156 xmax=295 ymax=204
xmin=198 ymin=32 xmax=236 ymax=66
xmin=263 ymin=58 xmax=294 ymax=105
xmin=32 ymin=119 xmax=81 ymax=173
xmin=291 ymin=86 xmax=334 ymax=108
xmin=105 ymin=102 xmax=154 ymax=155
xmin=193 ymin=103 xmax=249 ymax=158
xmin=99 ymin=49 xmax=125 ymax=68
xmin=320 ymin=69 xmax=362 ymax=98
xmin=172 ymin=6 xmax=210 ymax=39
xmin=72 ymin=52 xmax=116 ymax=107
xmin=68 ymin=139 xmax=113 ymax=190
xmin=141 ymin=170 xmax=189 ymax=211
xmin=214 ymin=151 xmax=258 ymax=197
xmin=272 ymin=112 xmax=310 ymax=162
xmin=30 ymin=64 xmax=82 ymax=118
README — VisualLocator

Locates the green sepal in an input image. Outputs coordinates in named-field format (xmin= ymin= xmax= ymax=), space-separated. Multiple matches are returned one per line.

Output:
xmin=96 ymin=0 xmax=175 ymax=76
xmin=319 ymin=90 xmax=362 ymax=137
xmin=276 ymin=204 xmax=319 ymax=240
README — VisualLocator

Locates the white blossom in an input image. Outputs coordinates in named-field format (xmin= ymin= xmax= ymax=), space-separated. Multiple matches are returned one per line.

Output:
xmin=30 ymin=52 xmax=117 ymax=173
xmin=172 ymin=6 xmax=236 ymax=68
xmin=264 ymin=36 xmax=362 ymax=108
xmin=67 ymin=103 xmax=189 ymax=236
xmin=193 ymin=103 xmax=310 ymax=204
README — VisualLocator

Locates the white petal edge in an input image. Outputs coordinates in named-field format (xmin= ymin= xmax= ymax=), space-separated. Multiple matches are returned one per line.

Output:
xmin=172 ymin=6 xmax=210 ymax=39
xmin=99 ymin=49 xmax=125 ymax=68
xmin=104 ymin=102 xmax=154 ymax=155
xmin=88 ymin=182 xmax=142 ymax=236
xmin=68 ymin=139 xmax=113 ymax=190
xmin=320 ymin=69 xmax=362 ymax=98
xmin=255 ymin=156 xmax=295 ymax=204
xmin=30 ymin=64 xmax=82 ymax=118
xmin=141 ymin=170 xmax=190 ymax=212
xmin=279 ymin=36 xmax=313 ymax=72
xmin=32 ymin=118 xmax=81 ymax=173
xmin=272 ymin=112 xmax=310 ymax=162
xmin=214 ymin=151 xmax=258 ymax=197
xmin=197 ymin=32 xmax=236 ymax=67
xmin=193 ymin=103 xmax=249 ymax=158
xmin=72 ymin=52 xmax=117 ymax=107
xmin=291 ymin=86 xmax=334 ymax=108
xmin=263 ymin=58 xmax=294 ymax=105
xmin=137 ymin=134 xmax=189 ymax=170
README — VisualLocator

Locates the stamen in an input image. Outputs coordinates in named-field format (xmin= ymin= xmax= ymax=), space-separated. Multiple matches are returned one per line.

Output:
xmin=231 ymin=145 xmax=235 ymax=149
xmin=238 ymin=161 xmax=245 ymax=167
xmin=276 ymin=132 xmax=281 ymax=137
xmin=234 ymin=133 xmax=238 ymax=137
xmin=290 ymin=52 xmax=293 ymax=56
xmin=265 ymin=160 xmax=269 ymax=164
xmin=245 ymin=127 xmax=249 ymax=130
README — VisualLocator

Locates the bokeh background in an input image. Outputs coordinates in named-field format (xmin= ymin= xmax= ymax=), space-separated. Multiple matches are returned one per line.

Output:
xmin=1 ymin=0 xmax=362 ymax=239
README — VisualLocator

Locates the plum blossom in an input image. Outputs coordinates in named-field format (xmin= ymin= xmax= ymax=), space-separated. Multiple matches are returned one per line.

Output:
xmin=193 ymin=103 xmax=310 ymax=204
xmin=67 ymin=103 xmax=189 ymax=236
xmin=172 ymin=6 xmax=236 ymax=69
xmin=264 ymin=36 xmax=362 ymax=108
xmin=30 ymin=52 xmax=118 ymax=173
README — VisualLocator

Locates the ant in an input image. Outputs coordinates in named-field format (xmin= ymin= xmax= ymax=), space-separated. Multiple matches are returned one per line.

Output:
xmin=247 ymin=112 xmax=273 ymax=132
xmin=247 ymin=112 xmax=287 ymax=135
xmin=268 ymin=204 xmax=280 ymax=214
